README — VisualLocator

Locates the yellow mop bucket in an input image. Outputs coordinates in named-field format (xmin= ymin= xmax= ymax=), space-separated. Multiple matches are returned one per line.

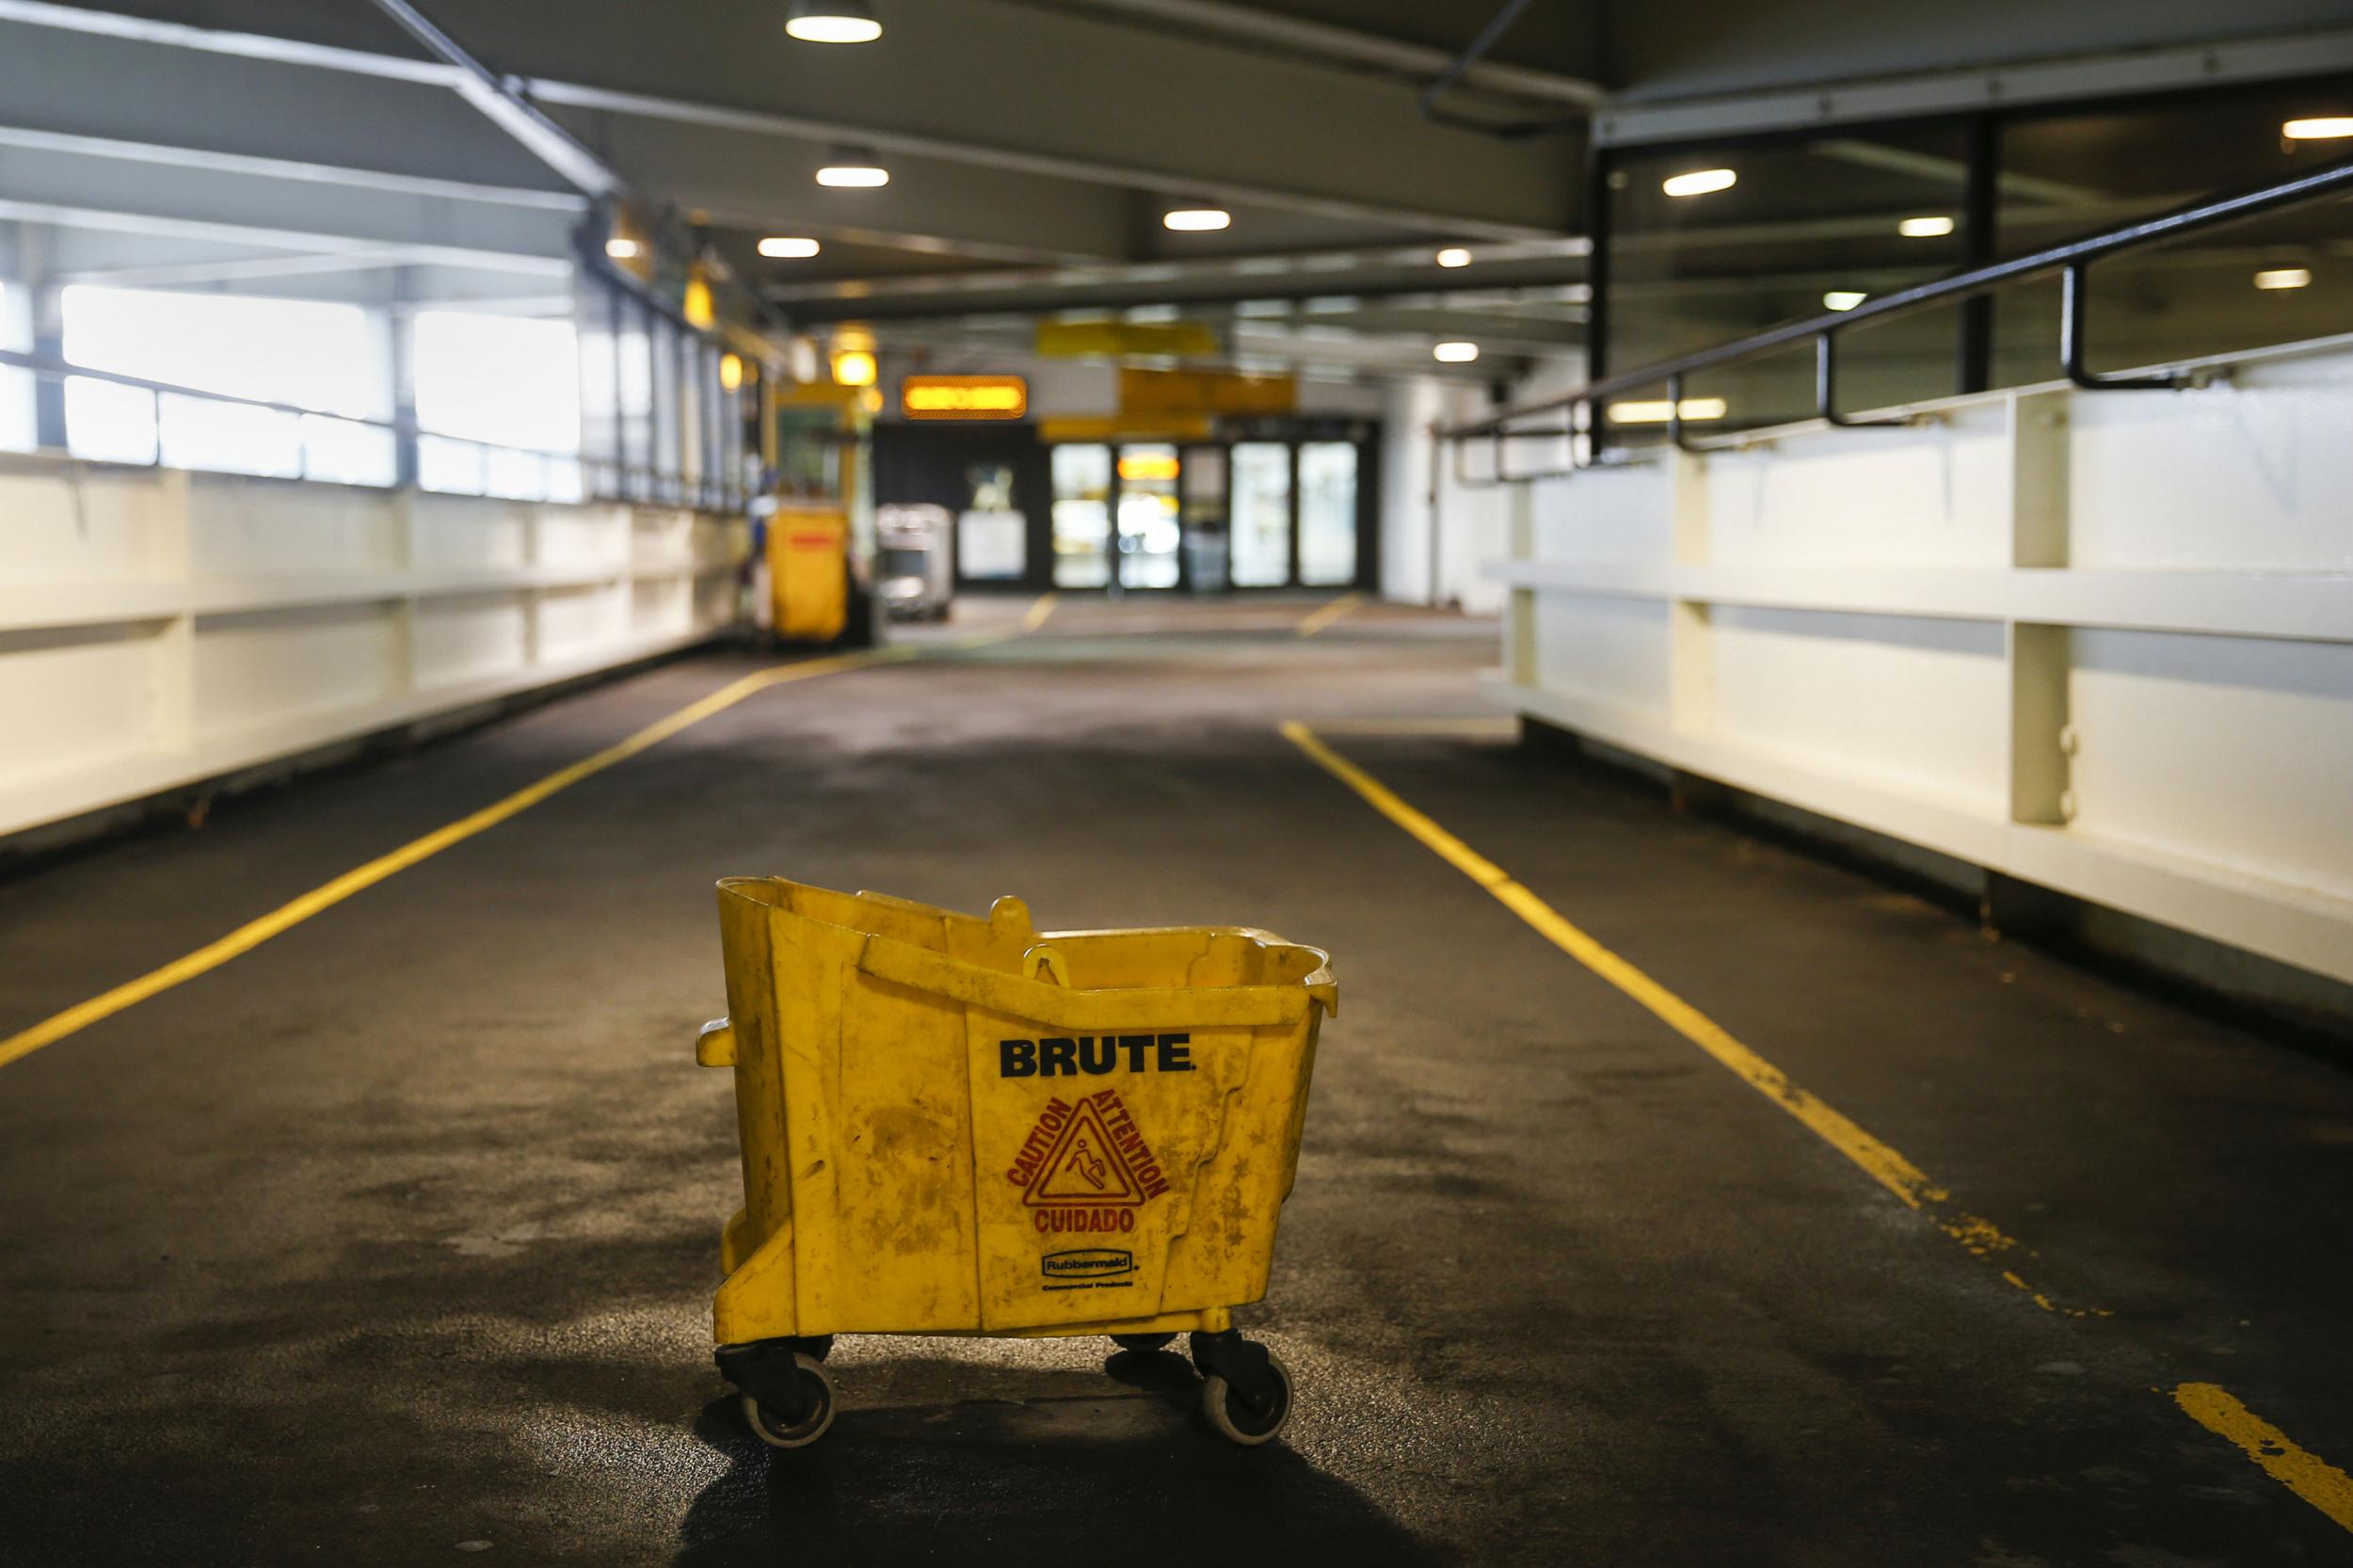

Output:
xmin=695 ymin=876 xmax=1335 ymax=1448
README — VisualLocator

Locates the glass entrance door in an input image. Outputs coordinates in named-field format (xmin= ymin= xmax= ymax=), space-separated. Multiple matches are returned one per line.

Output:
xmin=1050 ymin=444 xmax=1112 ymax=587
xmin=1114 ymin=444 xmax=1181 ymax=589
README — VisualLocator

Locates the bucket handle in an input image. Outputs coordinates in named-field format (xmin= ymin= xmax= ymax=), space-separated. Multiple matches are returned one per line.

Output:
xmin=856 ymin=934 xmax=1305 ymax=1031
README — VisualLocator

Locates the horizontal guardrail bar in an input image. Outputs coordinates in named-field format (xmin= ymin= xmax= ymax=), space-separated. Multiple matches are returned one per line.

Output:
xmin=0 ymin=349 xmax=745 ymax=511
xmin=1442 ymin=151 xmax=2353 ymax=443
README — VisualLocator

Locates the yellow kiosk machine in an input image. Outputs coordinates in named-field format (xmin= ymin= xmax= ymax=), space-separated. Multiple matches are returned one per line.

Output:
xmin=760 ymin=374 xmax=873 ymax=648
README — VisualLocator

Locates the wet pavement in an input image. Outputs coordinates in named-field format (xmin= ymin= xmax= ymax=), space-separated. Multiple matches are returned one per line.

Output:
xmin=3 ymin=595 xmax=2350 ymax=1565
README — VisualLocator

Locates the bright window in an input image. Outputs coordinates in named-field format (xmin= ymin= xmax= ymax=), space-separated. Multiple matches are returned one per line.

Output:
xmin=1229 ymin=442 xmax=1291 ymax=587
xmin=1297 ymin=441 xmax=1357 ymax=586
xmin=0 ymin=280 xmax=32 ymax=453
xmin=412 ymin=311 xmax=583 ymax=501
xmin=60 ymin=284 xmax=393 ymax=481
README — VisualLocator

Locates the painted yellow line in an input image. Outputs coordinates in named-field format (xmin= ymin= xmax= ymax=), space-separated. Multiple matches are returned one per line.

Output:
xmin=0 ymin=647 xmax=914 ymax=1073
xmin=1295 ymin=593 xmax=1363 ymax=638
xmin=2176 ymin=1384 xmax=2353 ymax=1533
xmin=1281 ymin=720 xmax=2104 ymax=1317
xmin=1308 ymin=716 xmax=1520 ymax=737
xmin=1022 ymin=592 xmax=1059 ymax=632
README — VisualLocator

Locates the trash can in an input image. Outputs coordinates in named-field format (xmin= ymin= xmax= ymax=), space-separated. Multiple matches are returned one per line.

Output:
xmin=695 ymin=876 xmax=1336 ymax=1448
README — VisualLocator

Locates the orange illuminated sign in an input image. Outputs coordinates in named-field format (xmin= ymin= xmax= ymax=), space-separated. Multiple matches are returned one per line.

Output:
xmin=901 ymin=375 xmax=1029 ymax=420
xmin=1116 ymin=453 xmax=1180 ymax=482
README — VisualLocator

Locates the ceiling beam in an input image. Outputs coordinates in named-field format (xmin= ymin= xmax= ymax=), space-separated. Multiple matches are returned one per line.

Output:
xmin=525 ymin=74 xmax=1558 ymax=242
xmin=0 ymin=1 xmax=1576 ymax=238
xmin=0 ymin=127 xmax=580 ymax=264
xmin=769 ymin=245 xmax=1591 ymax=323
xmin=1006 ymin=0 xmax=1607 ymax=105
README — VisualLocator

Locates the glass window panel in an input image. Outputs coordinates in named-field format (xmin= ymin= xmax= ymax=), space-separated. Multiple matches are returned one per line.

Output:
xmin=1228 ymin=442 xmax=1291 ymax=587
xmin=1604 ymin=123 xmax=1975 ymax=431
xmin=1050 ymin=444 xmax=1112 ymax=588
xmin=1180 ymin=445 xmax=1227 ymax=592
xmin=616 ymin=299 xmax=654 ymax=499
xmin=411 ymin=310 xmax=580 ymax=501
xmin=1993 ymin=84 xmax=2353 ymax=384
xmin=1297 ymin=440 xmax=1357 ymax=587
xmin=1115 ymin=444 xmax=1180 ymax=589
xmin=678 ymin=332 xmax=704 ymax=492
xmin=59 ymin=284 xmax=391 ymax=481
xmin=651 ymin=315 xmax=681 ymax=495
xmin=577 ymin=280 xmax=619 ymax=495
xmin=62 ymin=376 xmax=158 ymax=466
xmin=414 ymin=312 xmax=581 ymax=450
xmin=0 ymin=280 xmax=33 ymax=452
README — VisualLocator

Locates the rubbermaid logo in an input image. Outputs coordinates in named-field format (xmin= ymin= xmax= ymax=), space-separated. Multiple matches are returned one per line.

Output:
xmin=1041 ymin=1248 xmax=1134 ymax=1280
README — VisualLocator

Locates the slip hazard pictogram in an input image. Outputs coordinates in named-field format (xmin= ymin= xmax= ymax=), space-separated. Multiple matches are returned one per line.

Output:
xmin=1006 ymin=1089 xmax=1172 ymax=1239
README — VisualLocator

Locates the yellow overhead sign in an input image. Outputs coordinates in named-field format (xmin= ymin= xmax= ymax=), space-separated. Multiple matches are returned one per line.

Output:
xmin=1035 ymin=320 xmax=1222 ymax=359
xmin=901 ymin=375 xmax=1030 ymax=420
xmin=1035 ymin=415 xmax=1213 ymax=444
xmin=1119 ymin=367 xmax=1296 ymax=416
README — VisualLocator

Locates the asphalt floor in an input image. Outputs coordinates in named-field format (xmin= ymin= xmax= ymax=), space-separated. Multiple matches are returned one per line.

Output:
xmin=3 ymin=594 xmax=2350 ymax=1566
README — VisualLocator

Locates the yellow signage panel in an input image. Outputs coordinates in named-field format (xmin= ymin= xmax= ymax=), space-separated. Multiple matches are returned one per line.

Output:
xmin=901 ymin=374 xmax=1028 ymax=420
xmin=1119 ymin=367 xmax=1296 ymax=416
xmin=1035 ymin=415 xmax=1214 ymax=444
xmin=1035 ymin=320 xmax=1222 ymax=359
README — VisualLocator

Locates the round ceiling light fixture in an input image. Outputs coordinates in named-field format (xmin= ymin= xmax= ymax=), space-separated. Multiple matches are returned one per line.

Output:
xmin=1661 ymin=168 xmax=1737 ymax=198
xmin=817 ymin=146 xmax=889 ymax=187
xmin=786 ymin=0 xmax=881 ymax=43
xmin=1435 ymin=247 xmax=1473 ymax=268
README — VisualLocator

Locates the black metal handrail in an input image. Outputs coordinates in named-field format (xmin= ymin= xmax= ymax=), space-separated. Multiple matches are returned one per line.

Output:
xmin=1442 ymin=150 xmax=2353 ymax=482
xmin=0 ymin=348 xmax=748 ymax=512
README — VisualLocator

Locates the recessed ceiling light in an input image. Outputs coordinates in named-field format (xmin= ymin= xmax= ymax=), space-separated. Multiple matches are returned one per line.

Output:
xmin=1607 ymin=396 xmax=1727 ymax=424
xmin=1661 ymin=168 xmax=1737 ymax=198
xmin=2282 ymin=117 xmax=2353 ymax=140
xmin=1433 ymin=341 xmax=1480 ymax=363
xmin=1822 ymin=291 xmax=1867 ymax=312
xmin=1162 ymin=206 xmax=1231 ymax=232
xmin=831 ymin=347 xmax=877 ymax=387
xmin=785 ymin=0 xmax=881 ymax=43
xmin=2253 ymin=267 xmax=2313 ymax=290
xmin=817 ymin=146 xmax=889 ymax=186
xmin=759 ymin=236 xmax=823 ymax=258
xmin=603 ymin=236 xmax=640 ymax=260
xmin=1897 ymin=216 xmax=1956 ymax=238
xmin=1435 ymin=247 xmax=1473 ymax=268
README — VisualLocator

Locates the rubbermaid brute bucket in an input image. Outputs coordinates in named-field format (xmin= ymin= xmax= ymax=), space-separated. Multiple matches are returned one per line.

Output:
xmin=695 ymin=876 xmax=1336 ymax=1448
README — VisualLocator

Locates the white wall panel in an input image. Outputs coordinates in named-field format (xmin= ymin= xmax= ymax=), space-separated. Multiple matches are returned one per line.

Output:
xmin=412 ymin=592 xmax=531 ymax=691
xmin=2069 ymin=354 xmax=2353 ymax=571
xmin=0 ymin=620 xmax=166 ymax=780
xmin=535 ymin=582 xmax=627 ymax=662
xmin=1532 ymin=591 xmax=1671 ymax=712
xmin=1709 ymin=608 xmax=2009 ymax=815
xmin=0 ymin=458 xmax=176 ymax=581
xmin=2068 ymin=630 xmax=2353 ymax=900
xmin=1489 ymin=347 xmax=2353 ymax=985
xmin=193 ymin=604 xmax=398 ymax=736
xmin=1703 ymin=405 xmax=2015 ymax=568
xmin=187 ymin=478 xmax=401 ymax=575
xmin=0 ymin=455 xmax=745 ymax=840
xmin=408 ymin=495 xmax=531 ymax=570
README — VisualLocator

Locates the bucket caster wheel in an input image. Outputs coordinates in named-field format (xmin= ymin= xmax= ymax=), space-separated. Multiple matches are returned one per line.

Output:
xmin=739 ymin=1351 xmax=835 ymax=1450
xmin=1110 ymin=1333 xmax=1176 ymax=1353
xmin=1191 ymin=1331 xmax=1292 ymax=1447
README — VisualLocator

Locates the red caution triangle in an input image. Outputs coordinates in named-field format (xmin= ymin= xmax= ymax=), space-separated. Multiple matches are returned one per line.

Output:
xmin=1023 ymin=1098 xmax=1144 ymax=1208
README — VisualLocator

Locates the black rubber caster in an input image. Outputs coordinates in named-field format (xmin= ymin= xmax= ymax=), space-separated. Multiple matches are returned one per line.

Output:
xmin=739 ymin=1352 xmax=835 ymax=1450
xmin=1110 ymin=1332 xmax=1177 ymax=1353
xmin=1190 ymin=1330 xmax=1293 ymax=1447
